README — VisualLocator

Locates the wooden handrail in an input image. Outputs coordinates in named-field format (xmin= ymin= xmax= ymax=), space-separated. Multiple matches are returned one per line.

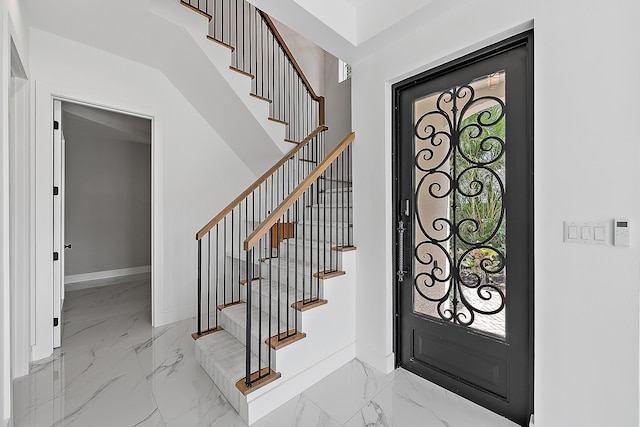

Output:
xmin=259 ymin=12 xmax=321 ymax=102
xmin=260 ymin=12 xmax=325 ymax=126
xmin=244 ymin=132 xmax=355 ymax=250
xmin=195 ymin=126 xmax=327 ymax=240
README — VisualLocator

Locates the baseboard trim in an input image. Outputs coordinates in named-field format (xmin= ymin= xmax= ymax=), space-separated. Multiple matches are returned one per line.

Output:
xmin=65 ymin=266 xmax=151 ymax=286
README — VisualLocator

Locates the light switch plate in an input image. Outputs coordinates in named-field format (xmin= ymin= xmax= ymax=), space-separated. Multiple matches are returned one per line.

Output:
xmin=563 ymin=221 xmax=610 ymax=246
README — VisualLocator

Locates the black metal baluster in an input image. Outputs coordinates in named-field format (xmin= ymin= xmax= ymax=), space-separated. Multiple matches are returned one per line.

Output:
xmin=216 ymin=225 xmax=219 ymax=327
xmin=348 ymin=145 xmax=352 ymax=246
xmin=310 ymin=182 xmax=315 ymax=302
xmin=245 ymin=247 xmax=253 ymax=388
xmin=301 ymin=190 xmax=306 ymax=308
xmin=242 ymin=0 xmax=245 ymax=71
xmin=231 ymin=209 xmax=235 ymax=303
xmin=197 ymin=239 xmax=202 ymax=335
xmin=336 ymin=153 xmax=349 ymax=251
xmin=208 ymin=232 xmax=211 ymax=331
xmin=224 ymin=216 xmax=227 ymax=304
xmin=329 ymin=161 xmax=334 ymax=270
xmin=276 ymin=218 xmax=281 ymax=340
xmin=238 ymin=203 xmax=242 ymax=295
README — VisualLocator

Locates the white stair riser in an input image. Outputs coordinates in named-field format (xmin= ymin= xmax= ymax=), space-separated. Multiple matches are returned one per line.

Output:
xmin=240 ymin=283 xmax=302 ymax=322
xmin=296 ymin=223 xmax=354 ymax=245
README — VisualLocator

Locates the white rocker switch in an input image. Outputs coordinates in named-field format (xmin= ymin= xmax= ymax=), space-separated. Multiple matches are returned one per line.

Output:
xmin=581 ymin=226 xmax=591 ymax=240
xmin=594 ymin=226 xmax=605 ymax=241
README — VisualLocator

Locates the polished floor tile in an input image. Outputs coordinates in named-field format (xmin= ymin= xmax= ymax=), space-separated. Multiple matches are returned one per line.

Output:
xmin=13 ymin=274 xmax=518 ymax=427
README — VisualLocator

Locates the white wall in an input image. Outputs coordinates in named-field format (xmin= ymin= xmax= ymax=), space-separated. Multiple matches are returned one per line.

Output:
xmin=0 ymin=12 xmax=10 ymax=425
xmin=30 ymin=28 xmax=256 ymax=360
xmin=272 ymin=18 xmax=352 ymax=148
xmin=271 ymin=17 xmax=325 ymax=97
xmin=64 ymin=126 xmax=152 ymax=276
xmin=348 ymin=0 xmax=640 ymax=426
xmin=0 ymin=1 xmax=29 ymax=423
xmin=323 ymin=52 xmax=351 ymax=149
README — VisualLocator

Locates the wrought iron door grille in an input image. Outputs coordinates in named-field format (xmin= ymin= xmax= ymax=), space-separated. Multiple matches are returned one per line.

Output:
xmin=412 ymin=70 xmax=507 ymax=337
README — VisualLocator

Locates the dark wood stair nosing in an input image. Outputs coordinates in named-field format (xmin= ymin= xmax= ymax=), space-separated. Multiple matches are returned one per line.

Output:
xmin=313 ymin=270 xmax=346 ymax=280
xmin=207 ymin=35 xmax=235 ymax=52
xmin=268 ymin=117 xmax=289 ymax=126
xmin=266 ymin=330 xmax=306 ymax=350
xmin=292 ymin=298 xmax=328 ymax=312
xmin=249 ymin=92 xmax=272 ymax=103
xmin=333 ymin=246 xmax=357 ymax=252
xmin=239 ymin=277 xmax=262 ymax=286
xmin=229 ymin=66 xmax=255 ymax=79
xmin=236 ymin=368 xmax=281 ymax=395
xmin=217 ymin=300 xmax=243 ymax=311
xmin=191 ymin=325 xmax=224 ymax=340
xmin=179 ymin=1 xmax=213 ymax=21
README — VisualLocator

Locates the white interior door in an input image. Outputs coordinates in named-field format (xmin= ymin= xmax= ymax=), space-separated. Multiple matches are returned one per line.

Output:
xmin=52 ymin=99 xmax=64 ymax=348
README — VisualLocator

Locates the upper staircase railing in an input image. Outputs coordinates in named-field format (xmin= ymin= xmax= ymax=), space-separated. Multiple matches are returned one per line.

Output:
xmin=182 ymin=0 xmax=324 ymax=143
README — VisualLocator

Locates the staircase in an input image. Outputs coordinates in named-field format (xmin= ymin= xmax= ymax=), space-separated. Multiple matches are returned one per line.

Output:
xmin=180 ymin=0 xmax=357 ymax=424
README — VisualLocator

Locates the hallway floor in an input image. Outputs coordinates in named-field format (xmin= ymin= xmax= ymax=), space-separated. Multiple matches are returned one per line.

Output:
xmin=12 ymin=275 xmax=518 ymax=426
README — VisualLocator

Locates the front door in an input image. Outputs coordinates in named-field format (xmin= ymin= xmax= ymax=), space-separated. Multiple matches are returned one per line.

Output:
xmin=394 ymin=32 xmax=533 ymax=425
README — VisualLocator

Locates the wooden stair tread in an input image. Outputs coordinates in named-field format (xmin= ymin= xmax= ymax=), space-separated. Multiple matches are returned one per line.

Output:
xmin=240 ymin=277 xmax=262 ymax=285
xmin=217 ymin=300 xmax=243 ymax=311
xmin=313 ymin=270 xmax=346 ymax=279
xmin=333 ymin=246 xmax=357 ymax=252
xmin=268 ymin=117 xmax=289 ymax=125
xmin=284 ymin=138 xmax=300 ymax=144
xmin=249 ymin=92 xmax=272 ymax=103
xmin=266 ymin=330 xmax=306 ymax=350
xmin=236 ymin=368 xmax=281 ymax=395
xmin=180 ymin=0 xmax=212 ymax=21
xmin=207 ymin=35 xmax=235 ymax=52
xmin=191 ymin=325 xmax=224 ymax=340
xmin=292 ymin=298 xmax=328 ymax=312
xmin=229 ymin=66 xmax=255 ymax=79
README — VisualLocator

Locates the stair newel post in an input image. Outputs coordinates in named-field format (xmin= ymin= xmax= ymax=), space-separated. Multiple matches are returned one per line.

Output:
xmin=197 ymin=238 xmax=202 ymax=336
xmin=245 ymin=247 xmax=254 ymax=388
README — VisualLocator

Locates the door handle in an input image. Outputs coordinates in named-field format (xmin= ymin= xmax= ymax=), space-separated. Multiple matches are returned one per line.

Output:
xmin=397 ymin=220 xmax=407 ymax=282
xmin=64 ymin=244 xmax=72 ymax=249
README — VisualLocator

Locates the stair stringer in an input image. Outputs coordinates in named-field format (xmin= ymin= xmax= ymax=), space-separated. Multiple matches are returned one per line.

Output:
xmin=239 ymin=250 xmax=356 ymax=424
xmin=148 ymin=0 xmax=293 ymax=156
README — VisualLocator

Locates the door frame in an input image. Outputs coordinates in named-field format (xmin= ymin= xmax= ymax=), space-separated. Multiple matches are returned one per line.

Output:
xmin=32 ymin=82 xmax=162 ymax=361
xmin=392 ymin=30 xmax=534 ymax=423
xmin=52 ymin=94 xmax=154 ymax=326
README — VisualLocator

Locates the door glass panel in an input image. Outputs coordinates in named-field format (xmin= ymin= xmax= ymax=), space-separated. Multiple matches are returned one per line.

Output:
xmin=413 ymin=70 xmax=506 ymax=338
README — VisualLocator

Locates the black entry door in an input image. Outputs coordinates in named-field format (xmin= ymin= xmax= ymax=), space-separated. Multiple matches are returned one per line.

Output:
xmin=393 ymin=32 xmax=533 ymax=426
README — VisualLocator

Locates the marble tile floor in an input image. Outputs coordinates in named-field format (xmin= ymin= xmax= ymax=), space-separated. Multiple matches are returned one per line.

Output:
xmin=12 ymin=274 xmax=518 ymax=427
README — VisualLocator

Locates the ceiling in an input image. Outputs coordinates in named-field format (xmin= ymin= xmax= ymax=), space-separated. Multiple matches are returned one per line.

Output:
xmin=61 ymin=103 xmax=152 ymax=146
xmin=293 ymin=0 xmax=435 ymax=45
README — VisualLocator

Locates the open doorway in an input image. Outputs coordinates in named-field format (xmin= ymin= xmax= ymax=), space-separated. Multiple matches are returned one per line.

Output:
xmin=55 ymin=100 xmax=152 ymax=349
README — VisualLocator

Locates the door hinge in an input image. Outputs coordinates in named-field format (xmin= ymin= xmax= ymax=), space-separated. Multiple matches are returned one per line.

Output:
xmin=53 ymin=318 xmax=59 ymax=327
xmin=53 ymin=120 xmax=59 ymax=130
xmin=53 ymin=186 xmax=59 ymax=196
xmin=53 ymin=252 xmax=59 ymax=261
